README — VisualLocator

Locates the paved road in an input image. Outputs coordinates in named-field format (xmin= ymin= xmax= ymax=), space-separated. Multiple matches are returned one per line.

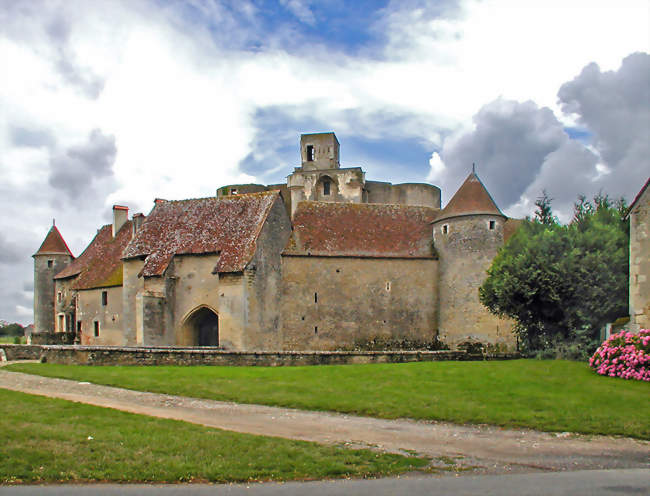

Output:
xmin=1 ymin=470 xmax=649 ymax=495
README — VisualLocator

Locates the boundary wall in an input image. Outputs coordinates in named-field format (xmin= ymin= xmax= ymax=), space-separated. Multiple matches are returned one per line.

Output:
xmin=0 ymin=344 xmax=519 ymax=366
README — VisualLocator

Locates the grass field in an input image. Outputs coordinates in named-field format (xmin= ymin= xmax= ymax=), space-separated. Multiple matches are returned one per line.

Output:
xmin=0 ymin=336 xmax=24 ymax=344
xmin=7 ymin=360 xmax=649 ymax=439
xmin=0 ymin=388 xmax=429 ymax=484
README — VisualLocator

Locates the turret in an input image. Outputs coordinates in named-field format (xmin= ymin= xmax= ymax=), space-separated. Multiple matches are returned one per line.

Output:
xmin=33 ymin=222 xmax=74 ymax=333
xmin=432 ymin=171 xmax=514 ymax=351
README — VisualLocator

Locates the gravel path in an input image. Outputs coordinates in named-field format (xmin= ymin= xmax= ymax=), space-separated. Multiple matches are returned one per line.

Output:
xmin=1 ymin=366 xmax=648 ymax=475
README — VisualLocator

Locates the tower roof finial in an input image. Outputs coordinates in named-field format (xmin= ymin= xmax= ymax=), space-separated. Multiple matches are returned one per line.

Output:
xmin=53 ymin=218 xmax=55 ymax=226
xmin=472 ymin=162 xmax=476 ymax=174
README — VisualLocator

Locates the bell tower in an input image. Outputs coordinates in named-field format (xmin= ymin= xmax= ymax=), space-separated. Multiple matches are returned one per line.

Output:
xmin=300 ymin=132 xmax=340 ymax=171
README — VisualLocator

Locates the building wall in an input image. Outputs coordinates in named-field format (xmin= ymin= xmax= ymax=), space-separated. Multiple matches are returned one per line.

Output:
xmin=242 ymin=196 xmax=293 ymax=350
xmin=77 ymin=286 xmax=124 ymax=346
xmin=365 ymin=181 xmax=441 ymax=209
xmin=53 ymin=278 xmax=76 ymax=333
xmin=33 ymin=254 xmax=72 ymax=333
xmin=121 ymin=258 xmax=145 ymax=345
xmin=281 ymin=256 xmax=438 ymax=350
xmin=433 ymin=215 xmax=516 ymax=351
xmin=288 ymin=168 xmax=365 ymax=216
xmin=630 ymin=186 xmax=650 ymax=330
xmin=166 ymin=255 xmax=246 ymax=349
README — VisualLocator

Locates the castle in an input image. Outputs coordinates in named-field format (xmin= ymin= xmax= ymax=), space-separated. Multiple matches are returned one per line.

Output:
xmin=33 ymin=132 xmax=519 ymax=351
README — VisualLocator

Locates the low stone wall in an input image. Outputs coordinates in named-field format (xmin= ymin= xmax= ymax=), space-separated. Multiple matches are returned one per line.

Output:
xmin=38 ymin=346 xmax=519 ymax=366
xmin=31 ymin=332 xmax=76 ymax=345
xmin=0 ymin=344 xmax=44 ymax=361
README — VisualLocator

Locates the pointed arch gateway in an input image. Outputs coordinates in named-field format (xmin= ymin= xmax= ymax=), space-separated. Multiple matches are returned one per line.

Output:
xmin=179 ymin=306 xmax=219 ymax=346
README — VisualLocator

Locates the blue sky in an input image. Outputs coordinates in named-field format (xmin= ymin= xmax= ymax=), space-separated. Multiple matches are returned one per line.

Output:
xmin=0 ymin=0 xmax=648 ymax=322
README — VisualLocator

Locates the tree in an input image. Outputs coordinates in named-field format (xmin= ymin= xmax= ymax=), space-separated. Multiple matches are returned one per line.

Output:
xmin=479 ymin=193 xmax=629 ymax=358
xmin=0 ymin=323 xmax=24 ymax=337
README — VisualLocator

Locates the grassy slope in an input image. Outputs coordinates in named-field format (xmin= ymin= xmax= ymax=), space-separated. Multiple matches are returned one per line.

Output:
xmin=0 ymin=388 xmax=428 ymax=483
xmin=6 ymin=360 xmax=650 ymax=439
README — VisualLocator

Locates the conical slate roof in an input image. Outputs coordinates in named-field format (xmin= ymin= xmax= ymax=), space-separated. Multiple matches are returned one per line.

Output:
xmin=435 ymin=172 xmax=504 ymax=222
xmin=33 ymin=224 xmax=73 ymax=257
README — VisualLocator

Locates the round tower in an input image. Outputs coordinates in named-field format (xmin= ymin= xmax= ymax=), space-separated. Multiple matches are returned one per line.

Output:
xmin=33 ymin=222 xmax=74 ymax=333
xmin=432 ymin=171 xmax=514 ymax=351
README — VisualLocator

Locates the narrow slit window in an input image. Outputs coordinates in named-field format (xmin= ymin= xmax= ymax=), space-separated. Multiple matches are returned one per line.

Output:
xmin=306 ymin=145 xmax=314 ymax=161
xmin=57 ymin=291 xmax=62 ymax=303
xmin=77 ymin=321 xmax=82 ymax=333
xmin=94 ymin=321 xmax=100 ymax=337
xmin=442 ymin=225 xmax=448 ymax=234
xmin=386 ymin=281 xmax=391 ymax=291
xmin=314 ymin=326 xmax=318 ymax=334
xmin=101 ymin=291 xmax=108 ymax=306
xmin=314 ymin=292 xmax=318 ymax=303
xmin=47 ymin=260 xmax=53 ymax=268
xmin=489 ymin=220 xmax=496 ymax=230
xmin=323 ymin=179 xmax=331 ymax=196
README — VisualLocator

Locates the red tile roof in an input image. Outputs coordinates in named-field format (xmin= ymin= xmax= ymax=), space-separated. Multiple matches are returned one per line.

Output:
xmin=33 ymin=225 xmax=73 ymax=257
xmin=284 ymin=201 xmax=438 ymax=258
xmin=123 ymin=191 xmax=280 ymax=277
xmin=436 ymin=172 xmax=504 ymax=222
xmin=54 ymin=221 xmax=133 ymax=290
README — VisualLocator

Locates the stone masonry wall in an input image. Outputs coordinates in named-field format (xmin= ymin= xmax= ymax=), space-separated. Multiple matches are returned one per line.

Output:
xmin=433 ymin=215 xmax=516 ymax=351
xmin=629 ymin=185 xmax=650 ymax=330
xmin=37 ymin=345 xmax=518 ymax=366
xmin=281 ymin=256 xmax=438 ymax=350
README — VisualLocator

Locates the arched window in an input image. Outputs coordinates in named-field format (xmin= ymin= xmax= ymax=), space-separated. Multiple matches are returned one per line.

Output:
xmin=323 ymin=179 xmax=331 ymax=196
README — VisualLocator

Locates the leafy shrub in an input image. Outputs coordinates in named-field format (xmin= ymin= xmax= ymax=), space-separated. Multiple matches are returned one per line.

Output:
xmin=589 ymin=329 xmax=650 ymax=381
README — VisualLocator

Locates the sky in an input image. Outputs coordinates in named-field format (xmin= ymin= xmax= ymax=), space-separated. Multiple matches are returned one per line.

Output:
xmin=0 ymin=0 xmax=648 ymax=324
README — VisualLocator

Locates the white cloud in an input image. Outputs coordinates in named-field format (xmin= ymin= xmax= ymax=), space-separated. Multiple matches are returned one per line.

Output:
xmin=0 ymin=0 xmax=648 ymax=322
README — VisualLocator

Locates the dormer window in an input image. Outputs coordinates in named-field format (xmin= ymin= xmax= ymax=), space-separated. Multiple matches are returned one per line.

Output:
xmin=306 ymin=145 xmax=314 ymax=161
xmin=323 ymin=179 xmax=331 ymax=196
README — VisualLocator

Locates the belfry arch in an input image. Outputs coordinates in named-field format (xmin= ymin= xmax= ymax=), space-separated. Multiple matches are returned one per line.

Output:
xmin=178 ymin=306 xmax=219 ymax=346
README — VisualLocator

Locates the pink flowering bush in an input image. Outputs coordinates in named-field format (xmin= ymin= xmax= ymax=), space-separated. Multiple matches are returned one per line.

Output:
xmin=589 ymin=329 xmax=650 ymax=381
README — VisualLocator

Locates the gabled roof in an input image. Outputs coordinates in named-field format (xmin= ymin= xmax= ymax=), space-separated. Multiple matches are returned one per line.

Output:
xmin=55 ymin=221 xmax=133 ymax=290
xmin=123 ymin=191 xmax=280 ymax=277
xmin=435 ymin=172 xmax=504 ymax=223
xmin=625 ymin=177 xmax=650 ymax=219
xmin=33 ymin=225 xmax=73 ymax=257
xmin=284 ymin=201 xmax=438 ymax=258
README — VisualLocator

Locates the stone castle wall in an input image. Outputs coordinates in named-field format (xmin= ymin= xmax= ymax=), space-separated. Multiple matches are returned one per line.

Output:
xmin=433 ymin=215 xmax=516 ymax=351
xmin=281 ymin=256 xmax=438 ymax=350
xmin=629 ymin=185 xmax=650 ymax=330
xmin=33 ymin=254 xmax=72 ymax=333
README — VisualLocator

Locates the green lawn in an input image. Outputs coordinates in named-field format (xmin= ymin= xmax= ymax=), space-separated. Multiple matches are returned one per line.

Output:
xmin=0 ymin=336 xmax=24 ymax=344
xmin=0 ymin=388 xmax=429 ymax=484
xmin=6 ymin=360 xmax=650 ymax=439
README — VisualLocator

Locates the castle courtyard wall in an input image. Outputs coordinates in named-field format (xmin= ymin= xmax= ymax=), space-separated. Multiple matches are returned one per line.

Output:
xmin=281 ymin=256 xmax=438 ymax=350
xmin=629 ymin=185 xmax=649 ymax=330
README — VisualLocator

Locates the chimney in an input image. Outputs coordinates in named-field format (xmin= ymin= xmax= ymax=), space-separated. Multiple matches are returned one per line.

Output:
xmin=132 ymin=213 xmax=145 ymax=236
xmin=112 ymin=205 xmax=129 ymax=237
